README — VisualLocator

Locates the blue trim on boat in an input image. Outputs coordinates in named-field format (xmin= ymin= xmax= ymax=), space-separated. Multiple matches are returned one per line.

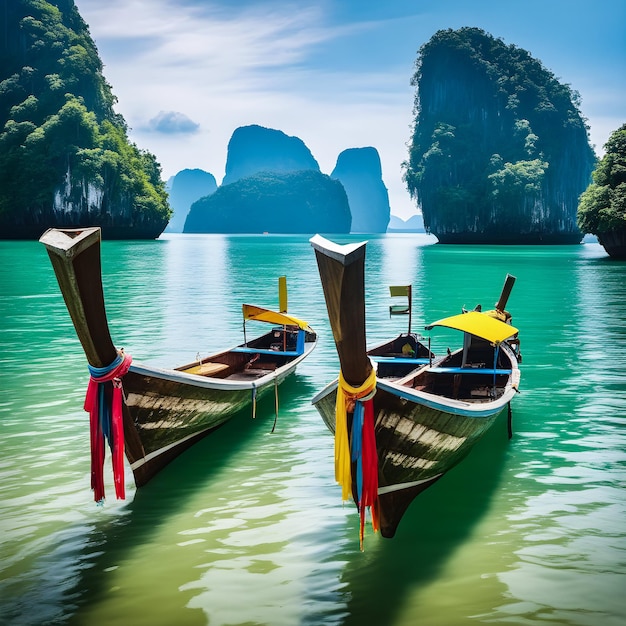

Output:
xmin=232 ymin=330 xmax=306 ymax=357
xmin=231 ymin=347 xmax=303 ymax=356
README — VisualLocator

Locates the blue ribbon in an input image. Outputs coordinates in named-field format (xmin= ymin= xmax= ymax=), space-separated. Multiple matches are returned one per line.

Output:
xmin=88 ymin=355 xmax=124 ymax=450
xmin=351 ymin=400 xmax=365 ymax=505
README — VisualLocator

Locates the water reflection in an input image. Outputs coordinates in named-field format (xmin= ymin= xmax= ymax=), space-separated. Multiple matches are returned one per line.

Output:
xmin=491 ymin=245 xmax=626 ymax=625
xmin=65 ymin=377 xmax=350 ymax=626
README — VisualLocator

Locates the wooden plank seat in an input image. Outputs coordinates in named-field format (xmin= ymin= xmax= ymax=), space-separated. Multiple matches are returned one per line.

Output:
xmin=182 ymin=362 xmax=229 ymax=377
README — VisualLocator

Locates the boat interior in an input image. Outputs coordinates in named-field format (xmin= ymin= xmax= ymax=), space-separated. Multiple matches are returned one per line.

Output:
xmin=176 ymin=327 xmax=316 ymax=380
xmin=369 ymin=333 xmax=435 ymax=379
xmin=401 ymin=335 xmax=514 ymax=401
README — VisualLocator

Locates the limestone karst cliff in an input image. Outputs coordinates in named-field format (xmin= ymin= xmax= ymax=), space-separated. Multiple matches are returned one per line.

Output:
xmin=331 ymin=147 xmax=390 ymax=233
xmin=404 ymin=27 xmax=596 ymax=244
xmin=221 ymin=125 xmax=320 ymax=186
xmin=0 ymin=0 xmax=170 ymax=239
xmin=578 ymin=123 xmax=626 ymax=258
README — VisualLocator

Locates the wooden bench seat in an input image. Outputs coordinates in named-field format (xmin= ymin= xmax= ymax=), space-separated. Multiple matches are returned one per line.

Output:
xmin=182 ymin=362 xmax=229 ymax=377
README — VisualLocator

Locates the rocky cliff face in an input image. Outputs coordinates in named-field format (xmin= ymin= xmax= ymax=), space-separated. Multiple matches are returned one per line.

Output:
xmin=405 ymin=28 xmax=596 ymax=244
xmin=221 ymin=125 xmax=320 ymax=185
xmin=0 ymin=0 xmax=170 ymax=239
xmin=331 ymin=147 xmax=390 ymax=233
xmin=166 ymin=169 xmax=217 ymax=232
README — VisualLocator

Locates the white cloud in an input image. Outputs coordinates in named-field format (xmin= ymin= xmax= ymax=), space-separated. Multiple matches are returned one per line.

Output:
xmin=146 ymin=111 xmax=201 ymax=134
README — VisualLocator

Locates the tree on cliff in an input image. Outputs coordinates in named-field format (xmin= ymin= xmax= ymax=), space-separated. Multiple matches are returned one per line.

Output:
xmin=578 ymin=123 xmax=626 ymax=258
xmin=403 ymin=27 xmax=595 ymax=244
xmin=184 ymin=170 xmax=351 ymax=234
xmin=0 ymin=0 xmax=170 ymax=238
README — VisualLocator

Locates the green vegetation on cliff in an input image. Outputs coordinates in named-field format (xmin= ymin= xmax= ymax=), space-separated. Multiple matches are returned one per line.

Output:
xmin=184 ymin=170 xmax=351 ymax=234
xmin=578 ymin=123 xmax=626 ymax=258
xmin=0 ymin=0 xmax=170 ymax=238
xmin=404 ymin=27 xmax=595 ymax=244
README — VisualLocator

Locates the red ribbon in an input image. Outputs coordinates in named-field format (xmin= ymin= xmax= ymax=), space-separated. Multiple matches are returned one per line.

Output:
xmin=84 ymin=352 xmax=132 ymax=502
xmin=358 ymin=398 xmax=379 ymax=549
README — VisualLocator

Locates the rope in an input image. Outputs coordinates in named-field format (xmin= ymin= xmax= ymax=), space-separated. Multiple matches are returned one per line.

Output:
xmin=251 ymin=385 xmax=257 ymax=419
xmin=270 ymin=376 xmax=279 ymax=433
xmin=336 ymin=367 xmax=379 ymax=549
xmin=84 ymin=350 xmax=132 ymax=503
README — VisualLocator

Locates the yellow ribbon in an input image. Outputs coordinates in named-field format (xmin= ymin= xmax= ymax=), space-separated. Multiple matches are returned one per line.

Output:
xmin=335 ymin=367 xmax=377 ymax=501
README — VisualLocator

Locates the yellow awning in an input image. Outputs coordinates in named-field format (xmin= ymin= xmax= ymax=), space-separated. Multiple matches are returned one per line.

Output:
xmin=425 ymin=311 xmax=518 ymax=344
xmin=242 ymin=304 xmax=313 ymax=332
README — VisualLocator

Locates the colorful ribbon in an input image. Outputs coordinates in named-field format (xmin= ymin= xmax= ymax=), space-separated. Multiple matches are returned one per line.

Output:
xmin=84 ymin=350 xmax=132 ymax=503
xmin=336 ymin=367 xmax=378 ymax=549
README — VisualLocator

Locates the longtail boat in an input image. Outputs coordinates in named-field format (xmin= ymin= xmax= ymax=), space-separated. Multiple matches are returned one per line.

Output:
xmin=39 ymin=227 xmax=317 ymax=501
xmin=309 ymin=234 xmax=520 ymax=544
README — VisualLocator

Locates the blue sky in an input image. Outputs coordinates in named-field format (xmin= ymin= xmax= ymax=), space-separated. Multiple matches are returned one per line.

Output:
xmin=74 ymin=0 xmax=626 ymax=219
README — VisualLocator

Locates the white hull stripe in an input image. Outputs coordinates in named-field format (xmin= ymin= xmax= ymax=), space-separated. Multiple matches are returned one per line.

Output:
xmin=377 ymin=473 xmax=444 ymax=496
xmin=130 ymin=427 xmax=216 ymax=470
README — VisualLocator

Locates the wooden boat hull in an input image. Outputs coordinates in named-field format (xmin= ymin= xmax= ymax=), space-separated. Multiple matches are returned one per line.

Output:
xmin=312 ymin=370 xmax=514 ymax=537
xmin=309 ymin=234 xmax=520 ymax=540
xmin=124 ymin=343 xmax=314 ymax=485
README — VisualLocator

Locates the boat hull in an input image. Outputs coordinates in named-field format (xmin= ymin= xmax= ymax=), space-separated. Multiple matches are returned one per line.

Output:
xmin=312 ymin=377 xmax=511 ymax=537
xmin=123 ymin=344 xmax=315 ymax=485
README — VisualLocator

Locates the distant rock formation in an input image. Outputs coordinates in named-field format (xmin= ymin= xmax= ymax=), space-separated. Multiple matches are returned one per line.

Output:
xmin=387 ymin=214 xmax=425 ymax=232
xmin=331 ymin=147 xmax=390 ymax=233
xmin=404 ymin=27 xmax=595 ymax=244
xmin=222 ymin=125 xmax=320 ymax=186
xmin=165 ymin=169 xmax=217 ymax=232
xmin=184 ymin=170 xmax=350 ymax=234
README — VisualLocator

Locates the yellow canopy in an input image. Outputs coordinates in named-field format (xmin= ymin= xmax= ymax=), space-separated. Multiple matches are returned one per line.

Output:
xmin=425 ymin=310 xmax=518 ymax=344
xmin=242 ymin=304 xmax=313 ymax=332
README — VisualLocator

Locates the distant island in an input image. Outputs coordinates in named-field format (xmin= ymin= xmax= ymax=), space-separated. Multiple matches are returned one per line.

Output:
xmin=331 ymin=147 xmax=390 ymax=233
xmin=404 ymin=27 xmax=596 ymax=244
xmin=184 ymin=169 xmax=351 ymax=234
xmin=181 ymin=125 xmax=389 ymax=234
xmin=387 ymin=214 xmax=426 ymax=233
xmin=221 ymin=124 xmax=320 ymax=186
xmin=165 ymin=169 xmax=217 ymax=233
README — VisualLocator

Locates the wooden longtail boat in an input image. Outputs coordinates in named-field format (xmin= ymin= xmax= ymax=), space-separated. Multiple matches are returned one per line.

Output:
xmin=310 ymin=234 xmax=520 ymax=541
xmin=39 ymin=227 xmax=317 ymax=499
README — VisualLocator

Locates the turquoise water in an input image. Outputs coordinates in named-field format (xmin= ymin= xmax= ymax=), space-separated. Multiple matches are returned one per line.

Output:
xmin=1 ymin=233 xmax=625 ymax=626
